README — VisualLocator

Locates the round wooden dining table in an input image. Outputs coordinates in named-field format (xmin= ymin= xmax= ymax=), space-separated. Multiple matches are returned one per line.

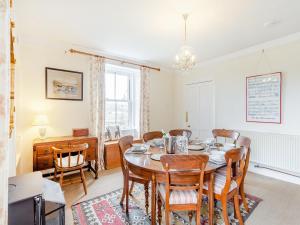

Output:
xmin=124 ymin=147 xmax=226 ymax=225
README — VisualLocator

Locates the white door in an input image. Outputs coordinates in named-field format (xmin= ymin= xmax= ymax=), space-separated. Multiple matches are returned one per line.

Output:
xmin=185 ymin=81 xmax=214 ymax=140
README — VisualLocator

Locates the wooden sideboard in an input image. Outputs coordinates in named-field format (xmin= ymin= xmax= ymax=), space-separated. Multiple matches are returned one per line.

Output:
xmin=33 ymin=136 xmax=99 ymax=179
xmin=104 ymin=139 xmax=143 ymax=170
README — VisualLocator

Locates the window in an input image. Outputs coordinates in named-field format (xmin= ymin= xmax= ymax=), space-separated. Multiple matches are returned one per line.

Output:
xmin=105 ymin=64 xmax=140 ymax=136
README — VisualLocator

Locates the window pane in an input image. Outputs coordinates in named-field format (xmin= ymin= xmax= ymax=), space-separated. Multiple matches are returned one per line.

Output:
xmin=105 ymin=73 xmax=115 ymax=99
xmin=116 ymin=74 xmax=129 ymax=100
xmin=116 ymin=102 xmax=129 ymax=129
xmin=105 ymin=101 xmax=116 ymax=127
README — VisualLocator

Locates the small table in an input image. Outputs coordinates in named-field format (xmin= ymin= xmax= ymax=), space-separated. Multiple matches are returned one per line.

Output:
xmin=124 ymin=147 xmax=226 ymax=225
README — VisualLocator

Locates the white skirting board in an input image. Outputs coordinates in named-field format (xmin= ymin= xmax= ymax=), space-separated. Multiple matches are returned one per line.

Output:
xmin=248 ymin=162 xmax=300 ymax=185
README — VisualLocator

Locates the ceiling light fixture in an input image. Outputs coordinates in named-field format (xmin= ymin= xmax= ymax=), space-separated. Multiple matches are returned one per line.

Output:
xmin=174 ymin=14 xmax=196 ymax=71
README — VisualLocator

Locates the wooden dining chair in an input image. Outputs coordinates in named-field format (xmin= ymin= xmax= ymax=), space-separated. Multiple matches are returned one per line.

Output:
xmin=217 ymin=136 xmax=251 ymax=212
xmin=203 ymin=148 xmax=245 ymax=225
xmin=157 ymin=154 xmax=209 ymax=225
xmin=237 ymin=136 xmax=251 ymax=212
xmin=143 ymin=131 xmax=163 ymax=142
xmin=52 ymin=143 xmax=88 ymax=194
xmin=169 ymin=129 xmax=192 ymax=139
xmin=212 ymin=129 xmax=240 ymax=144
xmin=118 ymin=135 xmax=150 ymax=213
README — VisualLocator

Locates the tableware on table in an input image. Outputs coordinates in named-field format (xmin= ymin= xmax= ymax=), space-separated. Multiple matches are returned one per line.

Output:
xmin=164 ymin=136 xmax=177 ymax=154
xmin=222 ymin=143 xmax=235 ymax=151
xmin=214 ymin=143 xmax=224 ymax=148
xmin=204 ymin=138 xmax=215 ymax=145
xmin=176 ymin=135 xmax=189 ymax=154
xmin=150 ymin=153 xmax=164 ymax=161
xmin=209 ymin=150 xmax=226 ymax=164
xmin=128 ymin=144 xmax=149 ymax=154
xmin=190 ymin=138 xmax=202 ymax=145
xmin=188 ymin=144 xmax=205 ymax=151
xmin=147 ymin=138 xmax=163 ymax=147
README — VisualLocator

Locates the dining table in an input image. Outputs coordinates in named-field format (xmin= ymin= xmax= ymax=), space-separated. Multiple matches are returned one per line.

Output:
xmin=124 ymin=146 xmax=227 ymax=225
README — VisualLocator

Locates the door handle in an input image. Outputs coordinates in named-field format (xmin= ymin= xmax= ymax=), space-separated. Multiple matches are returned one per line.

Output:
xmin=185 ymin=112 xmax=189 ymax=123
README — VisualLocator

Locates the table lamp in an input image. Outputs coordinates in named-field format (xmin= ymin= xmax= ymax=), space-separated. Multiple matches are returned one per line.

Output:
xmin=32 ymin=115 xmax=49 ymax=139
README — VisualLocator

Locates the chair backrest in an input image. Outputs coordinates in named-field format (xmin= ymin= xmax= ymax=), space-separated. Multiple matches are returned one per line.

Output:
xmin=160 ymin=154 xmax=209 ymax=205
xmin=160 ymin=155 xmax=208 ymax=186
xmin=118 ymin=135 xmax=133 ymax=174
xmin=212 ymin=129 xmax=240 ymax=144
xmin=223 ymin=148 xmax=245 ymax=193
xmin=169 ymin=129 xmax=192 ymax=139
xmin=237 ymin=136 xmax=251 ymax=179
xmin=53 ymin=143 xmax=88 ymax=169
xmin=143 ymin=131 xmax=163 ymax=142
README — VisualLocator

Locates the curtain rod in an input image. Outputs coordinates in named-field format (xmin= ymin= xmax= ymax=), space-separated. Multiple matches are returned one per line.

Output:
xmin=67 ymin=48 xmax=160 ymax=71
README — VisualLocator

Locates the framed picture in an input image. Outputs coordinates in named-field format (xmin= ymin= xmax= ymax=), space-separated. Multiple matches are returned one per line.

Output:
xmin=45 ymin=67 xmax=83 ymax=101
xmin=246 ymin=72 xmax=282 ymax=124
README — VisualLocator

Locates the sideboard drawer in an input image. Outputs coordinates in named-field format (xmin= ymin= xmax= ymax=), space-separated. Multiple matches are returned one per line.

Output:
xmin=36 ymin=145 xmax=53 ymax=156
xmin=37 ymin=155 xmax=53 ymax=170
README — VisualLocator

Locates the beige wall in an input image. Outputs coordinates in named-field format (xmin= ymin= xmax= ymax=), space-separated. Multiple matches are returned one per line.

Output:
xmin=149 ymin=69 xmax=174 ymax=132
xmin=16 ymin=42 xmax=174 ymax=174
xmin=174 ymin=39 xmax=300 ymax=135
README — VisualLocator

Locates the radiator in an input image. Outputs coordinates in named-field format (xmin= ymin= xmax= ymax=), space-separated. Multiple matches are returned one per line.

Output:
xmin=239 ymin=130 xmax=300 ymax=175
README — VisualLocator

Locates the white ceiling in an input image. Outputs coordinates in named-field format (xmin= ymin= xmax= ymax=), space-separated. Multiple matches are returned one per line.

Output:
xmin=15 ymin=0 xmax=300 ymax=67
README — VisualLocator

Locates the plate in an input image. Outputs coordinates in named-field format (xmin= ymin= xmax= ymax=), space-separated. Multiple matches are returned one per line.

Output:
xmin=147 ymin=138 xmax=163 ymax=147
xmin=150 ymin=153 xmax=164 ymax=161
xmin=222 ymin=143 xmax=235 ymax=151
xmin=209 ymin=150 xmax=226 ymax=164
xmin=128 ymin=145 xmax=148 ymax=153
xmin=188 ymin=144 xmax=205 ymax=151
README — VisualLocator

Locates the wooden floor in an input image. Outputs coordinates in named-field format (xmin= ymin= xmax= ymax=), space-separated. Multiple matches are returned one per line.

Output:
xmin=63 ymin=168 xmax=300 ymax=225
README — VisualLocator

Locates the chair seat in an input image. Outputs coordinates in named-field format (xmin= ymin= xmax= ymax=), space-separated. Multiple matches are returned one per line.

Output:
xmin=57 ymin=154 xmax=84 ymax=168
xmin=158 ymin=184 xmax=198 ymax=205
xmin=203 ymin=173 xmax=237 ymax=194
xmin=216 ymin=167 xmax=227 ymax=176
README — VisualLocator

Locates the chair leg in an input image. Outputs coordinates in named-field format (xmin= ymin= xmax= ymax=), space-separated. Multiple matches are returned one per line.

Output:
xmin=80 ymin=168 xmax=87 ymax=195
xmin=165 ymin=205 xmax=170 ymax=225
xmin=129 ymin=181 xmax=135 ymax=195
xmin=234 ymin=193 xmax=244 ymax=225
xmin=196 ymin=209 xmax=201 ymax=225
xmin=157 ymin=194 xmax=162 ymax=225
xmin=125 ymin=174 xmax=129 ymax=213
xmin=240 ymin=182 xmax=249 ymax=212
xmin=120 ymin=179 xmax=126 ymax=205
xmin=144 ymin=183 xmax=149 ymax=214
xmin=221 ymin=196 xmax=230 ymax=225
xmin=188 ymin=211 xmax=193 ymax=224
xmin=59 ymin=171 xmax=64 ymax=187
xmin=54 ymin=168 xmax=57 ymax=181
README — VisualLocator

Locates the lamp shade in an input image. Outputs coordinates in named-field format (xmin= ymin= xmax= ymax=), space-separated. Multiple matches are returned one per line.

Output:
xmin=32 ymin=115 xmax=49 ymax=126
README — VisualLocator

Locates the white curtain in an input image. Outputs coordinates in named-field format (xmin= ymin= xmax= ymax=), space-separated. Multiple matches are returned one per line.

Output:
xmin=139 ymin=67 xmax=150 ymax=136
xmin=90 ymin=57 xmax=106 ymax=170
xmin=0 ymin=0 xmax=10 ymax=224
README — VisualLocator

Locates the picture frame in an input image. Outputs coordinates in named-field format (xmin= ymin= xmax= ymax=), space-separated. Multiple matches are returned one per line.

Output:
xmin=246 ymin=72 xmax=282 ymax=124
xmin=45 ymin=67 xmax=83 ymax=101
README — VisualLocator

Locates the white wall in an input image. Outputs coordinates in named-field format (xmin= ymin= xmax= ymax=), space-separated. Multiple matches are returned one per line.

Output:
xmin=174 ymin=39 xmax=300 ymax=136
xmin=16 ymin=41 xmax=174 ymax=174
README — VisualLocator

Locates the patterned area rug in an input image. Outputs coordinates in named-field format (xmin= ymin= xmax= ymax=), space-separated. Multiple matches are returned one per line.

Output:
xmin=72 ymin=184 xmax=262 ymax=225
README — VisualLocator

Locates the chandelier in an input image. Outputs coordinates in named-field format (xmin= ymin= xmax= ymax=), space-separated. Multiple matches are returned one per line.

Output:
xmin=174 ymin=14 xmax=196 ymax=71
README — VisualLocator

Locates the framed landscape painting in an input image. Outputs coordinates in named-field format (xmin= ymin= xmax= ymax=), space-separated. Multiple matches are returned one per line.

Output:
xmin=45 ymin=67 xmax=83 ymax=101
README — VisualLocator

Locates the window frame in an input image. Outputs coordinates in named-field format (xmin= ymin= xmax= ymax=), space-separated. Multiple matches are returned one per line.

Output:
xmin=104 ymin=64 xmax=138 ymax=132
